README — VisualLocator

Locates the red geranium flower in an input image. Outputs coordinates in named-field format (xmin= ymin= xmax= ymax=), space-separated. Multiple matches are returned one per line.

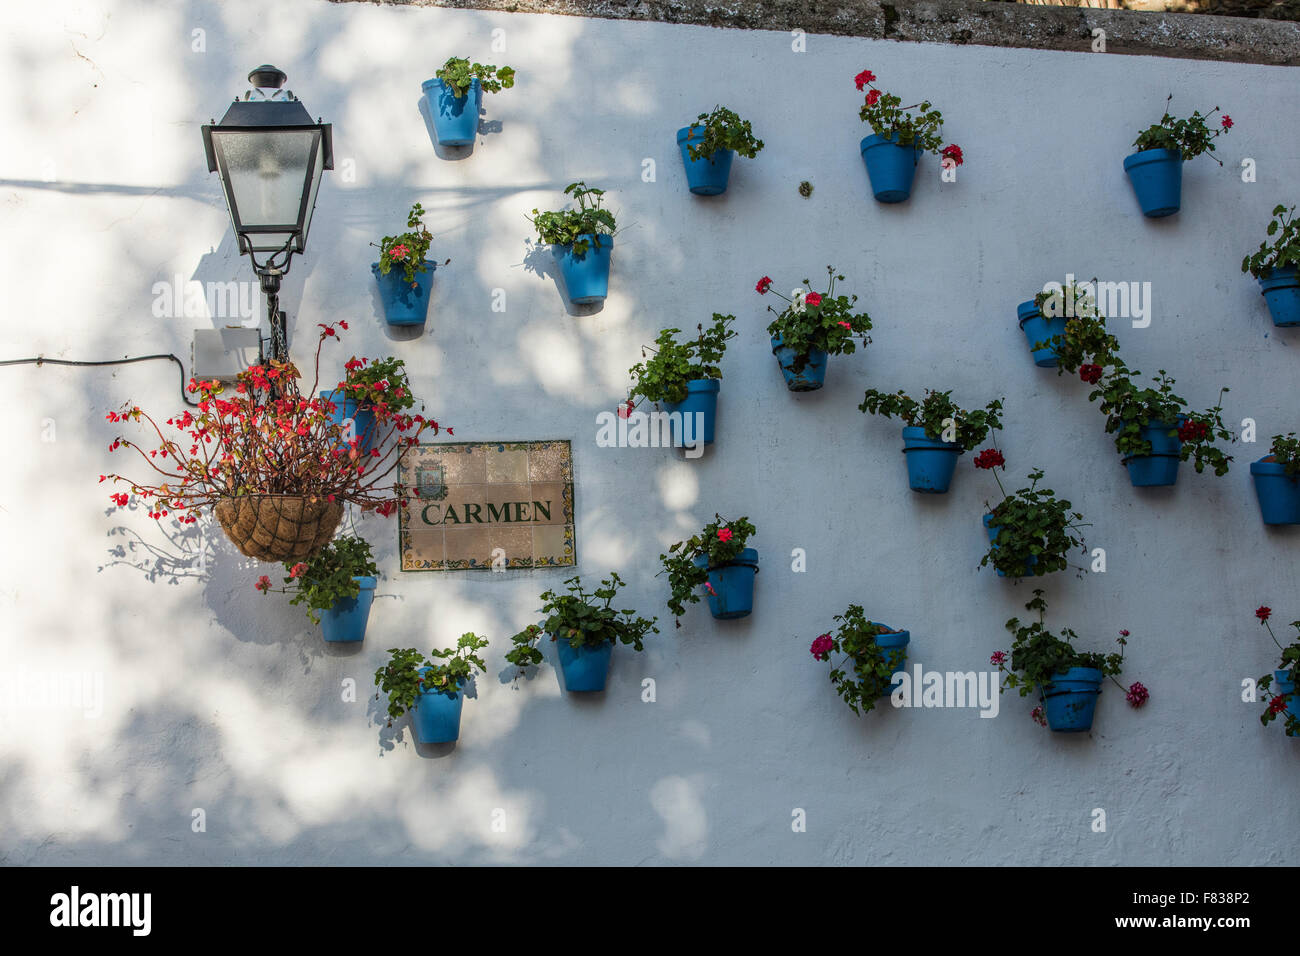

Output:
xmin=941 ymin=144 xmax=963 ymax=166
xmin=1257 ymin=606 xmax=1272 ymax=622
xmin=717 ymin=527 xmax=733 ymax=543
xmin=865 ymin=89 xmax=881 ymax=107
xmin=1126 ymin=681 xmax=1149 ymax=708
xmin=755 ymin=276 xmax=773 ymax=294
xmin=289 ymin=562 xmax=308 ymax=579
xmin=1221 ymin=115 xmax=1233 ymax=130
xmin=1268 ymin=695 xmax=1289 ymax=714
xmin=255 ymin=575 xmax=272 ymax=593
xmin=805 ymin=292 xmax=823 ymax=307
xmin=990 ymin=651 xmax=1007 ymax=666
xmin=973 ymin=448 xmax=1005 ymax=470
xmin=838 ymin=321 xmax=852 ymax=330
xmin=854 ymin=70 xmax=876 ymax=90
xmin=810 ymin=634 xmax=834 ymax=660
xmin=1079 ymin=363 xmax=1103 ymax=384
xmin=1178 ymin=419 xmax=1209 ymax=442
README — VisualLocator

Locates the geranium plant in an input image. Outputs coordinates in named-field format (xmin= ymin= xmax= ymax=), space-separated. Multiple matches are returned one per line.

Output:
xmin=626 ymin=313 xmax=736 ymax=408
xmin=1254 ymin=606 xmax=1300 ymax=737
xmin=992 ymin=590 xmax=1148 ymax=725
xmin=374 ymin=633 xmax=490 ymax=726
xmin=505 ymin=573 xmax=658 ymax=673
xmin=1263 ymin=433 xmax=1300 ymax=478
xmin=337 ymin=356 xmax=417 ymax=414
xmin=809 ymin=604 xmax=906 ymax=716
xmin=979 ymin=458 xmax=1087 ymax=578
xmin=255 ymin=533 xmax=378 ymax=624
xmin=529 ymin=181 xmax=616 ymax=255
xmin=858 ymin=388 xmax=1003 ymax=451
xmin=658 ymin=515 xmax=756 ymax=625
xmin=1099 ymin=372 xmax=1233 ymax=476
xmin=373 ymin=203 xmax=440 ymax=287
xmin=434 ymin=57 xmax=516 ymax=98
xmin=101 ymin=323 xmax=448 ymax=559
xmin=756 ymin=266 xmax=872 ymax=373
xmin=682 ymin=105 xmax=764 ymax=160
xmin=854 ymin=68 xmax=962 ymax=165
xmin=1132 ymin=95 xmax=1232 ymax=163
xmin=1242 ymin=204 xmax=1300 ymax=279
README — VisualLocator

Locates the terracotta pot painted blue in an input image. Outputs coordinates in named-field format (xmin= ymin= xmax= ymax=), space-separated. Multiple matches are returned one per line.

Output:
xmin=1017 ymin=299 xmax=1068 ymax=368
xmin=691 ymin=548 xmax=759 ymax=620
xmin=661 ymin=378 xmax=719 ymax=446
xmin=1250 ymin=458 xmax=1300 ymax=525
xmin=319 ymin=390 xmax=376 ymax=455
xmin=421 ymin=77 xmax=481 ymax=146
xmin=371 ymin=261 xmax=435 ymax=326
xmin=1123 ymin=419 xmax=1183 ymax=487
xmin=770 ymin=334 xmax=828 ymax=392
xmin=983 ymin=513 xmax=1038 ymax=578
xmin=1039 ymin=668 xmax=1103 ymax=732
xmin=901 ymin=426 xmax=962 ymax=493
xmin=555 ymin=638 xmax=613 ymax=692
xmin=320 ymin=575 xmax=376 ymax=643
xmin=1272 ymin=670 xmax=1299 ymax=736
xmin=410 ymin=667 xmax=465 ymax=743
xmin=873 ymin=628 xmax=910 ymax=698
xmin=553 ymin=234 xmax=612 ymax=304
xmin=1258 ymin=267 xmax=1300 ymax=328
xmin=677 ymin=127 xmax=734 ymax=196
xmin=860 ymin=132 xmax=923 ymax=203
xmin=1123 ymin=148 xmax=1182 ymax=218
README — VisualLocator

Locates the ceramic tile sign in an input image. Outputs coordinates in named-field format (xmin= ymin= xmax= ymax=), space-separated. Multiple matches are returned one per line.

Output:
xmin=398 ymin=440 xmax=575 ymax=570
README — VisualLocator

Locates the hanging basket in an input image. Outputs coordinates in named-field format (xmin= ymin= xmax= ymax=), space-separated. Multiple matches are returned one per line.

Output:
xmin=214 ymin=495 xmax=344 ymax=563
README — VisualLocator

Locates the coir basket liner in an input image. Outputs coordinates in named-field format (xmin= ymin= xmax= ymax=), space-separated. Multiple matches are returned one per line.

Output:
xmin=214 ymin=495 xmax=344 ymax=563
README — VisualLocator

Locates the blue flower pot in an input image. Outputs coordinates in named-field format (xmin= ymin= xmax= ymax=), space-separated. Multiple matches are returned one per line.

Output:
xmin=1275 ymin=669 xmax=1296 ymax=698
xmin=1258 ymin=267 xmax=1300 ymax=328
xmin=553 ymin=234 xmax=612 ymax=305
xmin=661 ymin=378 xmax=719 ymax=447
xmin=1039 ymin=667 xmax=1103 ymax=732
xmin=860 ymin=132 xmax=923 ymax=203
xmin=372 ymin=261 xmax=435 ymax=326
xmin=983 ymin=513 xmax=1038 ymax=578
xmin=410 ymin=667 xmax=465 ymax=743
xmin=1017 ymin=299 xmax=1068 ymax=368
xmin=692 ymin=548 xmax=758 ymax=620
xmin=1123 ymin=148 xmax=1182 ymax=218
xmin=873 ymin=628 xmax=910 ymax=698
xmin=677 ymin=127 xmax=734 ymax=196
xmin=770 ymin=334 xmax=828 ymax=392
xmin=555 ymin=638 xmax=613 ymax=692
xmin=901 ymin=426 xmax=962 ymax=493
xmin=421 ymin=77 xmax=481 ymax=147
xmin=1250 ymin=458 xmax=1300 ymax=525
xmin=319 ymin=390 xmax=376 ymax=455
xmin=1122 ymin=419 xmax=1183 ymax=487
xmin=320 ymin=575 xmax=376 ymax=643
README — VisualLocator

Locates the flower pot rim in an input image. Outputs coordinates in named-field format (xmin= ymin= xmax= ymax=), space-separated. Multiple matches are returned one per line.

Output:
xmin=1259 ymin=266 xmax=1300 ymax=284
xmin=1124 ymin=147 xmax=1182 ymax=167
xmin=421 ymin=76 xmax=479 ymax=96
xmin=901 ymin=425 xmax=963 ymax=450
xmin=351 ymin=575 xmax=377 ymax=589
xmin=871 ymin=627 xmax=910 ymax=645
xmin=371 ymin=259 xmax=435 ymax=275
xmin=860 ymin=131 xmax=924 ymax=152
xmin=555 ymin=233 xmax=613 ymax=251
xmin=682 ymin=377 xmax=721 ymax=393
xmin=692 ymin=547 xmax=759 ymax=572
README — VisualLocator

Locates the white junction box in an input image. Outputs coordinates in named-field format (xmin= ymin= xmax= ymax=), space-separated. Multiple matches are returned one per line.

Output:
xmin=191 ymin=328 xmax=263 ymax=382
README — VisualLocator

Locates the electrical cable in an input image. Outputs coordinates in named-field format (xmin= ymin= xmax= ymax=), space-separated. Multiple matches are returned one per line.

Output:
xmin=0 ymin=354 xmax=200 ymax=406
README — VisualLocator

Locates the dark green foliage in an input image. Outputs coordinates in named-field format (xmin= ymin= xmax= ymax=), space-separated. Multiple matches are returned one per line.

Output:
xmin=374 ymin=633 xmax=490 ymax=724
xmin=815 ymin=604 xmax=906 ymax=716
xmin=435 ymin=57 xmax=516 ymax=98
xmin=529 ymin=182 xmax=616 ymax=255
xmin=658 ymin=515 xmax=756 ymax=625
xmin=282 ymin=535 xmax=378 ymax=624
xmin=1242 ymin=205 xmax=1300 ymax=278
xmin=684 ymin=105 xmax=764 ymax=161
xmin=983 ymin=469 xmax=1086 ymax=578
xmin=858 ymin=387 xmax=1003 ymax=452
xmin=505 ymin=573 xmax=658 ymax=673
xmin=628 ymin=314 xmax=736 ymax=405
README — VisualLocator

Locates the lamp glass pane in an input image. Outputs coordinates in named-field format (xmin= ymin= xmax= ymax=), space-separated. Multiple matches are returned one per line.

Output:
xmin=214 ymin=129 xmax=317 ymax=229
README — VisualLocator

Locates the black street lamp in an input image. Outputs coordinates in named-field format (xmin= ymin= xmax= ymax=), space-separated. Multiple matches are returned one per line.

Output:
xmin=201 ymin=65 xmax=333 ymax=362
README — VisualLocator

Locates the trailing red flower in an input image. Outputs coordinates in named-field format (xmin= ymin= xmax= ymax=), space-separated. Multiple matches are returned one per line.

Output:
xmin=854 ymin=69 xmax=876 ymax=90
xmin=1125 ymin=681 xmax=1149 ymax=708
xmin=1269 ymin=695 xmax=1290 ymax=715
xmin=1079 ymin=363 xmax=1103 ymax=384
xmin=810 ymin=634 xmax=834 ymax=661
xmin=973 ymin=448 xmax=1005 ymax=470
xmin=1178 ymin=419 xmax=1209 ymax=442
xmin=755 ymin=276 xmax=773 ymax=295
xmin=1257 ymin=606 xmax=1272 ymax=622
xmin=941 ymin=144 xmax=963 ymax=166
xmin=865 ymin=89 xmax=880 ymax=107
xmin=990 ymin=651 xmax=1007 ymax=666
xmin=1221 ymin=115 xmax=1233 ymax=129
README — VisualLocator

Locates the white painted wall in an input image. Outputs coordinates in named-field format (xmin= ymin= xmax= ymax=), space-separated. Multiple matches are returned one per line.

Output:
xmin=0 ymin=0 xmax=1296 ymax=865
